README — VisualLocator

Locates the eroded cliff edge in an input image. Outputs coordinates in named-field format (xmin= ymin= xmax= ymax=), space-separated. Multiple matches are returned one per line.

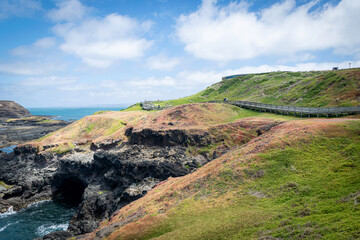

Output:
xmin=0 ymin=103 xmax=281 ymax=239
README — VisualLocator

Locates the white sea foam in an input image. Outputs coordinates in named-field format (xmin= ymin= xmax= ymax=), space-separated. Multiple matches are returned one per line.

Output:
xmin=0 ymin=206 xmax=16 ymax=218
xmin=0 ymin=221 xmax=19 ymax=232
xmin=36 ymin=223 xmax=69 ymax=236
xmin=27 ymin=199 xmax=51 ymax=208
xmin=0 ymin=223 xmax=11 ymax=232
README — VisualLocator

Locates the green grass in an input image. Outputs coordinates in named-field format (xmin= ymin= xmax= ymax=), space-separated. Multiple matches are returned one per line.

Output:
xmin=106 ymin=120 xmax=126 ymax=135
xmin=225 ymin=106 xmax=300 ymax=121
xmin=133 ymin=122 xmax=360 ymax=240
xmin=50 ymin=142 xmax=75 ymax=154
xmin=86 ymin=123 xmax=95 ymax=133
xmin=92 ymin=110 xmax=110 ymax=115
xmin=127 ymin=69 xmax=359 ymax=111
xmin=122 ymin=103 xmax=143 ymax=112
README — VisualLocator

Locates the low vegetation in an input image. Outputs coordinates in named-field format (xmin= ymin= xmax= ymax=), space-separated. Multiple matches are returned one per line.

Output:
xmin=82 ymin=120 xmax=360 ymax=240
xmin=22 ymin=68 xmax=360 ymax=239
xmin=153 ymin=68 xmax=360 ymax=108
xmin=30 ymin=111 xmax=148 ymax=152
xmin=30 ymin=103 xmax=292 ymax=153
xmin=5 ymin=116 xmax=61 ymax=124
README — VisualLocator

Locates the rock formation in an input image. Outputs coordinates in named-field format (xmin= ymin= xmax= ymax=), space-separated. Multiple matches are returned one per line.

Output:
xmin=0 ymin=101 xmax=70 ymax=148
xmin=0 ymin=103 xmax=281 ymax=239
xmin=0 ymin=100 xmax=32 ymax=119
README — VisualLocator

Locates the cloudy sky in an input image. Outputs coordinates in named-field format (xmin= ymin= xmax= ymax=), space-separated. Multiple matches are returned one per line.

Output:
xmin=0 ymin=0 xmax=359 ymax=107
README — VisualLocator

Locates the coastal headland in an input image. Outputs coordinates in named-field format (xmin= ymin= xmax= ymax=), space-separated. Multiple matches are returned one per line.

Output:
xmin=0 ymin=68 xmax=359 ymax=239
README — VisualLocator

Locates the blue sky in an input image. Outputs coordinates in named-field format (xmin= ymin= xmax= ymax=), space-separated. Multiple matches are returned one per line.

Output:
xmin=0 ymin=0 xmax=359 ymax=107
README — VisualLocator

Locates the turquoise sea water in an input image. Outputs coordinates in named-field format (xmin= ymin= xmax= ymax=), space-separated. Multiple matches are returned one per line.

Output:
xmin=0 ymin=200 xmax=77 ymax=240
xmin=0 ymin=107 xmax=127 ymax=239
xmin=28 ymin=106 xmax=126 ymax=121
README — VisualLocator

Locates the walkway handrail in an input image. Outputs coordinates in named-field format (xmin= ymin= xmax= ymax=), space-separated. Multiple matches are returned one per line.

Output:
xmin=203 ymin=100 xmax=360 ymax=117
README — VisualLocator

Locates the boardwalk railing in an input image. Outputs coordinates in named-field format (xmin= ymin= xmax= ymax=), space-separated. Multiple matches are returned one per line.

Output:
xmin=205 ymin=100 xmax=360 ymax=117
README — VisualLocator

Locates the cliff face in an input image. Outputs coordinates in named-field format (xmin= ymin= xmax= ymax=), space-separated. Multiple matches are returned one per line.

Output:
xmin=80 ymin=119 xmax=360 ymax=240
xmin=0 ymin=100 xmax=32 ymax=119
xmin=0 ymin=103 xmax=281 ymax=238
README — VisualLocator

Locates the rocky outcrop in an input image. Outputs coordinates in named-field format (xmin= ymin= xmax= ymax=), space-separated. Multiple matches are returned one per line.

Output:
xmin=0 ymin=141 xmax=211 ymax=235
xmin=52 ymin=144 xmax=207 ymax=235
xmin=0 ymin=114 xmax=281 ymax=238
xmin=126 ymin=127 xmax=212 ymax=147
xmin=0 ymin=100 xmax=32 ymax=119
xmin=0 ymin=117 xmax=70 ymax=148
xmin=0 ymin=145 xmax=58 ymax=212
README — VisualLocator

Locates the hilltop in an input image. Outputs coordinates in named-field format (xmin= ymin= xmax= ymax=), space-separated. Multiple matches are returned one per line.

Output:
xmin=26 ymin=103 xmax=281 ymax=154
xmin=0 ymin=69 xmax=359 ymax=240
xmin=129 ymin=68 xmax=360 ymax=110
xmin=0 ymin=100 xmax=32 ymax=119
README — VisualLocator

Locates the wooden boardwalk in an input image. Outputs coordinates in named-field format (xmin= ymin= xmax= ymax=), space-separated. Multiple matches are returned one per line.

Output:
xmin=206 ymin=100 xmax=360 ymax=117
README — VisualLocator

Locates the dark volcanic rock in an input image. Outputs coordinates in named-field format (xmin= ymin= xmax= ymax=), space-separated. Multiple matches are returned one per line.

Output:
xmin=0 ymin=100 xmax=70 ymax=148
xmin=51 ymin=145 xmax=206 ymax=234
xmin=0 ymin=118 xmax=69 ymax=148
xmin=126 ymin=127 xmax=213 ymax=147
xmin=0 ymin=118 xmax=280 ymax=237
xmin=40 ymin=230 xmax=73 ymax=240
xmin=0 ymin=148 xmax=58 ymax=212
xmin=0 ymin=100 xmax=32 ymax=118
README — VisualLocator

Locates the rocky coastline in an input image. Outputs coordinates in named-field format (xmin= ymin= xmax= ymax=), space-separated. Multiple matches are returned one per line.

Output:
xmin=0 ymin=117 xmax=70 ymax=149
xmin=0 ymin=100 xmax=70 ymax=148
xmin=0 ymin=129 xmax=216 ymax=239
xmin=0 ymin=102 xmax=281 ymax=239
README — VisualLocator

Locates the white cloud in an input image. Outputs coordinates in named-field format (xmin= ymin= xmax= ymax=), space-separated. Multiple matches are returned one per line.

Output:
xmin=176 ymin=0 xmax=360 ymax=61
xmin=47 ymin=0 xmax=89 ymax=22
xmin=0 ymin=63 xmax=45 ymax=75
xmin=146 ymin=54 xmax=180 ymax=70
xmin=0 ymin=0 xmax=41 ymax=19
xmin=0 ymin=60 xmax=66 ymax=76
xmin=11 ymin=37 xmax=56 ymax=56
xmin=169 ymin=60 xmax=360 ymax=90
xmin=227 ymin=60 xmax=360 ymax=74
xmin=127 ymin=76 xmax=176 ymax=88
xmin=33 ymin=37 xmax=56 ymax=48
xmin=19 ymin=76 xmax=76 ymax=86
xmin=177 ymin=70 xmax=223 ymax=85
xmin=49 ymin=0 xmax=153 ymax=68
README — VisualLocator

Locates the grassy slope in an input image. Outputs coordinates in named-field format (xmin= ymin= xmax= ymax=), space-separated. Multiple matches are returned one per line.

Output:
xmin=24 ymin=69 xmax=359 ymax=238
xmin=30 ymin=103 xmax=292 ymax=154
xmin=30 ymin=111 xmax=148 ymax=153
xmin=156 ymin=68 xmax=360 ymax=108
xmin=81 ymin=119 xmax=360 ymax=240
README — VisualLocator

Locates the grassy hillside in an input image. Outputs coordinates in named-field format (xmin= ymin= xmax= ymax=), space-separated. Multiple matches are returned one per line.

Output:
xmin=30 ymin=111 xmax=148 ymax=153
xmin=82 ymin=119 xmax=360 ymax=240
xmin=24 ymin=68 xmax=360 ymax=239
xmin=153 ymin=68 xmax=360 ymax=108
xmin=30 ymin=103 xmax=294 ymax=154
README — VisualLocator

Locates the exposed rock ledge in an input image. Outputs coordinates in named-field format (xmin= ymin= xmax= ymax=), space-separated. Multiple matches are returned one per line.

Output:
xmin=0 ymin=112 xmax=281 ymax=239
xmin=0 ymin=128 xmax=214 ymax=237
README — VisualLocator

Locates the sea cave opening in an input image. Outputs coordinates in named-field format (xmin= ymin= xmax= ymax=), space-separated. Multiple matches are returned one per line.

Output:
xmin=54 ymin=177 xmax=86 ymax=205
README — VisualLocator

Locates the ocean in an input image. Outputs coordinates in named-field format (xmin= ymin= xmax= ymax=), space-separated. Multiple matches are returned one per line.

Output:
xmin=0 ymin=200 xmax=77 ymax=240
xmin=28 ymin=106 xmax=126 ymax=121
xmin=0 ymin=106 xmax=126 ymax=239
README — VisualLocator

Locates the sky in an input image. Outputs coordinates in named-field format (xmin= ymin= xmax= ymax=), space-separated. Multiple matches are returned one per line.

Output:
xmin=0 ymin=0 xmax=359 ymax=107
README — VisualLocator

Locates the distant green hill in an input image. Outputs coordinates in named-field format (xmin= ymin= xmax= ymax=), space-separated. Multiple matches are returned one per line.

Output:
xmin=156 ymin=68 xmax=360 ymax=108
